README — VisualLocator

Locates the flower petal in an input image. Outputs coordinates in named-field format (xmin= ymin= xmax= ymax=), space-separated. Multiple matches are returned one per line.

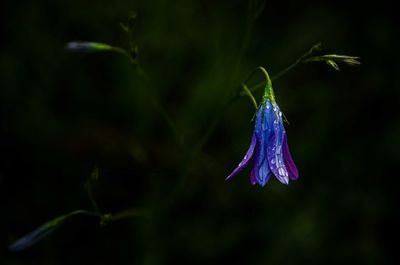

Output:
xmin=282 ymin=134 xmax=299 ymax=180
xmin=249 ymin=122 xmax=262 ymax=186
xmin=226 ymin=133 xmax=257 ymax=181
xmin=249 ymin=165 xmax=258 ymax=185
xmin=250 ymin=103 xmax=273 ymax=186
xmin=251 ymin=139 xmax=272 ymax=187
xmin=267 ymin=103 xmax=289 ymax=185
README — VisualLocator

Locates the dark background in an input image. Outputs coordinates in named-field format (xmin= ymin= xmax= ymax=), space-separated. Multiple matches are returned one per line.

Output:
xmin=1 ymin=0 xmax=398 ymax=264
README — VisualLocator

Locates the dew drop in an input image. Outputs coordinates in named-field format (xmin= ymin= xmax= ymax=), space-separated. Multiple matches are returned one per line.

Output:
xmin=275 ymin=146 xmax=281 ymax=155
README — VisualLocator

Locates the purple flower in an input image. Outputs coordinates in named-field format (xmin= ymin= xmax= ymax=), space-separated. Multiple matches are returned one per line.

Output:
xmin=226 ymin=99 xmax=298 ymax=187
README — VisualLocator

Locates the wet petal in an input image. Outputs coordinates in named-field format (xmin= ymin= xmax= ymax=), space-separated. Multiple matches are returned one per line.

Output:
xmin=226 ymin=133 xmax=257 ymax=181
xmin=249 ymin=107 xmax=264 ymax=185
xmin=249 ymin=166 xmax=258 ymax=185
xmin=249 ymin=141 xmax=260 ymax=185
xmin=254 ymin=152 xmax=272 ymax=186
xmin=267 ymin=103 xmax=289 ymax=185
xmin=252 ymin=136 xmax=271 ymax=187
xmin=282 ymin=134 xmax=299 ymax=180
xmin=250 ymin=103 xmax=273 ymax=186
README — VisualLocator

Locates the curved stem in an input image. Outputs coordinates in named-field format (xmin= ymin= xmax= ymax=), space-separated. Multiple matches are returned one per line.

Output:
xmin=110 ymin=46 xmax=131 ymax=58
xmin=242 ymin=66 xmax=274 ymax=102
xmin=247 ymin=42 xmax=322 ymax=94
xmin=241 ymin=83 xmax=258 ymax=109
xmin=65 ymin=209 xmax=100 ymax=219
xmin=257 ymin=66 xmax=274 ymax=102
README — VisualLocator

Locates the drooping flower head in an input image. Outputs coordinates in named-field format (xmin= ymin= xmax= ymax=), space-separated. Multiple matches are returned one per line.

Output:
xmin=226 ymin=68 xmax=298 ymax=187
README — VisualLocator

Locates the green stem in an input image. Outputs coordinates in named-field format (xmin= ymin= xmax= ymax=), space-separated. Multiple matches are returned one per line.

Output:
xmin=245 ymin=42 xmax=322 ymax=94
xmin=241 ymin=66 xmax=274 ymax=103
xmin=241 ymin=83 xmax=258 ymax=109
xmin=257 ymin=66 xmax=274 ymax=102
xmin=110 ymin=46 xmax=131 ymax=58
xmin=53 ymin=210 xmax=100 ymax=224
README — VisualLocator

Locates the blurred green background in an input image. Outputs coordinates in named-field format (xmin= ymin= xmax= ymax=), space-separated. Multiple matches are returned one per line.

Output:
xmin=1 ymin=0 xmax=398 ymax=264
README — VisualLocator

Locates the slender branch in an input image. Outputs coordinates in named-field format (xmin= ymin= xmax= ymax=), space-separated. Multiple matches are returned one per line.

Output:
xmin=244 ymin=42 xmax=322 ymax=94
xmin=64 ymin=209 xmax=100 ymax=219
xmin=110 ymin=46 xmax=131 ymax=58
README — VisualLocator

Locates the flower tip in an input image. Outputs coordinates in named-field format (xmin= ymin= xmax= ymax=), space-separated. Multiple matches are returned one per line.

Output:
xmin=65 ymin=41 xmax=113 ymax=53
xmin=276 ymin=176 xmax=289 ymax=185
xmin=257 ymin=177 xmax=269 ymax=187
xmin=65 ymin=41 xmax=90 ymax=51
xmin=258 ymin=182 xmax=267 ymax=187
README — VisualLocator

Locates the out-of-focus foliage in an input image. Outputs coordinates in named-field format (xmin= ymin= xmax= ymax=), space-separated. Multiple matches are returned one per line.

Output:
xmin=0 ymin=0 xmax=398 ymax=264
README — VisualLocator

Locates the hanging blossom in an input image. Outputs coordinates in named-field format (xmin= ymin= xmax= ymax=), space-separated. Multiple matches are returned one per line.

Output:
xmin=226 ymin=68 xmax=298 ymax=186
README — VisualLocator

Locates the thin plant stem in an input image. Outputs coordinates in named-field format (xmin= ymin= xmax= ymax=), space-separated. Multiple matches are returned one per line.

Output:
xmin=241 ymin=83 xmax=258 ymax=109
xmin=245 ymin=42 xmax=322 ymax=94
xmin=110 ymin=46 xmax=131 ymax=58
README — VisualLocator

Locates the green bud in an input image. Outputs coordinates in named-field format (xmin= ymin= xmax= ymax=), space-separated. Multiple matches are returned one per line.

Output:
xmin=65 ymin=41 xmax=113 ymax=52
xmin=320 ymin=54 xmax=361 ymax=66
xmin=326 ymin=60 xmax=340 ymax=71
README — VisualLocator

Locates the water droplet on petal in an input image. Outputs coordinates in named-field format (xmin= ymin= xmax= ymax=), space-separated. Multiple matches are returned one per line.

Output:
xmin=276 ymin=146 xmax=281 ymax=154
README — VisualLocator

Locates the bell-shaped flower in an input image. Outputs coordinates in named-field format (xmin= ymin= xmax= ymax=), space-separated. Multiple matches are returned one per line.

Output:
xmin=226 ymin=70 xmax=298 ymax=187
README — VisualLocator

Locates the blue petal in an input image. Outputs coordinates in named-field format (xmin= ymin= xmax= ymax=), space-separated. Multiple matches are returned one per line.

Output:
xmin=226 ymin=133 xmax=257 ymax=181
xmin=267 ymin=102 xmax=290 ymax=184
xmin=251 ymin=103 xmax=274 ymax=186
xmin=226 ymin=106 xmax=265 ymax=181
xmin=282 ymin=133 xmax=299 ymax=180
